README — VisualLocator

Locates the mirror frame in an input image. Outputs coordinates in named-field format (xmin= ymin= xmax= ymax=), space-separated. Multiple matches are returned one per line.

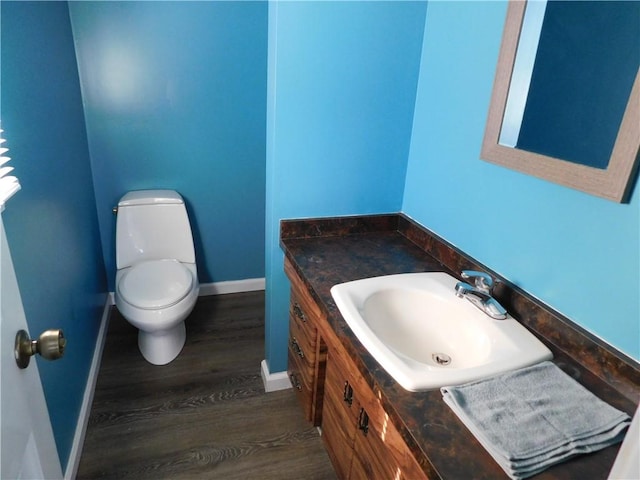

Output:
xmin=481 ymin=1 xmax=640 ymax=203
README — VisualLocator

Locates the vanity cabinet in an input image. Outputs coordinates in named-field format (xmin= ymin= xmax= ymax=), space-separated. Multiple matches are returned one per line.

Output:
xmin=281 ymin=215 xmax=640 ymax=480
xmin=285 ymin=258 xmax=427 ymax=480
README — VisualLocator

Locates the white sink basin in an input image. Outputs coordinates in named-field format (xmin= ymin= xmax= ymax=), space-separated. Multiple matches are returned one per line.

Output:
xmin=330 ymin=272 xmax=552 ymax=391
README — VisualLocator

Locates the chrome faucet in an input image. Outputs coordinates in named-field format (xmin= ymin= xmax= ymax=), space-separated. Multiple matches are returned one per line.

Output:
xmin=455 ymin=270 xmax=507 ymax=320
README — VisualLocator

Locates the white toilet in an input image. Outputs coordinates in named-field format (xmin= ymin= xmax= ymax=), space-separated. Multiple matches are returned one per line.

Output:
xmin=114 ymin=190 xmax=199 ymax=365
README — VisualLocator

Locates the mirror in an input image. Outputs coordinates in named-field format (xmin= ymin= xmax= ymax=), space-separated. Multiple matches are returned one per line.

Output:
xmin=481 ymin=1 xmax=640 ymax=202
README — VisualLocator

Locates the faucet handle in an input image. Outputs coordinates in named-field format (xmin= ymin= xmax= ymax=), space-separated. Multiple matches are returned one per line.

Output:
xmin=461 ymin=270 xmax=494 ymax=293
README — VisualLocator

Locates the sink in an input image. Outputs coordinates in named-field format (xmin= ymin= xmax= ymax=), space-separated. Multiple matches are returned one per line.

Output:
xmin=330 ymin=272 xmax=553 ymax=391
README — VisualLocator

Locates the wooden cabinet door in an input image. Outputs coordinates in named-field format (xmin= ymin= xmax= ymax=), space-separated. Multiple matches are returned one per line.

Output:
xmin=287 ymin=345 xmax=314 ymax=420
xmin=351 ymin=421 xmax=403 ymax=480
xmin=321 ymin=347 xmax=359 ymax=479
xmin=350 ymin=408 xmax=428 ymax=480
xmin=348 ymin=367 xmax=429 ymax=480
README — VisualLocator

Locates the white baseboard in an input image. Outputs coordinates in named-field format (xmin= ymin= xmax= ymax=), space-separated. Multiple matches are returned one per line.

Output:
xmin=199 ymin=277 xmax=265 ymax=296
xmin=64 ymin=294 xmax=112 ymax=480
xmin=260 ymin=359 xmax=292 ymax=392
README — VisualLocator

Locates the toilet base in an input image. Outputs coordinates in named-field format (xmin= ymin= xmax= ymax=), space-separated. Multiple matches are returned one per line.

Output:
xmin=137 ymin=322 xmax=186 ymax=365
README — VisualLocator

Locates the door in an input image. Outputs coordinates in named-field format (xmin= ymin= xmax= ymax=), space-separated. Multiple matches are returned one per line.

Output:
xmin=0 ymin=215 xmax=62 ymax=479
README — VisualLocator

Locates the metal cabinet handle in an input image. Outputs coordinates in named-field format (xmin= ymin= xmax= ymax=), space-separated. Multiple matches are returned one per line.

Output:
xmin=15 ymin=329 xmax=66 ymax=369
xmin=343 ymin=381 xmax=354 ymax=406
xmin=289 ymin=372 xmax=302 ymax=391
xmin=358 ymin=408 xmax=369 ymax=435
xmin=293 ymin=303 xmax=306 ymax=323
xmin=290 ymin=337 xmax=305 ymax=358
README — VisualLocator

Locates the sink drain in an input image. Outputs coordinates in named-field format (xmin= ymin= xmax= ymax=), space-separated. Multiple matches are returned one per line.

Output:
xmin=432 ymin=352 xmax=451 ymax=366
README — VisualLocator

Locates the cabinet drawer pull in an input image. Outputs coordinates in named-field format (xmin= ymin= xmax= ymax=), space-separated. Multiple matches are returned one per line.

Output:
xmin=293 ymin=303 xmax=307 ymax=322
xmin=343 ymin=381 xmax=354 ymax=406
xmin=290 ymin=337 xmax=305 ymax=358
xmin=358 ymin=408 xmax=369 ymax=435
xmin=289 ymin=372 xmax=302 ymax=391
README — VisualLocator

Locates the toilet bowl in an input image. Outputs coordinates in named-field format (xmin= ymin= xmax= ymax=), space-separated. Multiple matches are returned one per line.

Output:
xmin=114 ymin=190 xmax=199 ymax=365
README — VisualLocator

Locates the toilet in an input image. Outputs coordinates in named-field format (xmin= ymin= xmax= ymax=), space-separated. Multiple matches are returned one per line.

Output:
xmin=114 ymin=190 xmax=199 ymax=365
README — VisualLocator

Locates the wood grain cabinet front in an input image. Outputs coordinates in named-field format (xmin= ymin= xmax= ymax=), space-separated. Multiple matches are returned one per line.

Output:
xmin=285 ymin=259 xmax=326 ymax=426
xmin=285 ymin=257 xmax=427 ymax=479
xmin=321 ymin=340 xmax=428 ymax=480
xmin=321 ymin=347 xmax=359 ymax=479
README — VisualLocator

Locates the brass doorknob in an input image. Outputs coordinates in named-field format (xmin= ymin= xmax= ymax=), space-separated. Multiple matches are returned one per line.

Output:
xmin=14 ymin=329 xmax=66 ymax=369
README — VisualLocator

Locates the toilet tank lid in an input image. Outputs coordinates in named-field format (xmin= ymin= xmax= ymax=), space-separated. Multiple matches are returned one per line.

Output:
xmin=118 ymin=190 xmax=184 ymax=207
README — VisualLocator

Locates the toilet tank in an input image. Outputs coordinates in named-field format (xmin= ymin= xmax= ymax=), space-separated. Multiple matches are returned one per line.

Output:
xmin=116 ymin=190 xmax=196 ymax=269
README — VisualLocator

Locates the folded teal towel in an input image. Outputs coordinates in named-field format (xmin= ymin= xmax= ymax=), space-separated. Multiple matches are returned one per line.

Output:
xmin=441 ymin=361 xmax=631 ymax=479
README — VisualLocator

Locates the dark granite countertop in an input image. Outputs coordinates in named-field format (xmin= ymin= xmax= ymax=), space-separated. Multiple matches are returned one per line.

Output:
xmin=280 ymin=214 xmax=639 ymax=480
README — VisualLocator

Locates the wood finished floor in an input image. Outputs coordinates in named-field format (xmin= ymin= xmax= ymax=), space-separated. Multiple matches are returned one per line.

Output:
xmin=77 ymin=291 xmax=336 ymax=479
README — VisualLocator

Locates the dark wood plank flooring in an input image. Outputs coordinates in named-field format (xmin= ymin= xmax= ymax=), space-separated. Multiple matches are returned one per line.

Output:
xmin=77 ymin=291 xmax=336 ymax=479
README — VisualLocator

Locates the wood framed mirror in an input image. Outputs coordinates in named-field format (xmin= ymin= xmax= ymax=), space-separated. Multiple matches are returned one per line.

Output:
xmin=481 ymin=1 xmax=640 ymax=202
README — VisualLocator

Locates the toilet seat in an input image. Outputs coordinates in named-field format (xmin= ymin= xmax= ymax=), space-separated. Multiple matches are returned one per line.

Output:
xmin=118 ymin=259 xmax=194 ymax=310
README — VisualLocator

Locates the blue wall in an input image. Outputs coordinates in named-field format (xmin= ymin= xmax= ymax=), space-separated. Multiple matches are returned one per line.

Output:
xmin=68 ymin=1 xmax=267 ymax=289
xmin=265 ymin=0 xmax=427 ymax=372
xmin=1 ymin=1 xmax=107 ymax=469
xmin=403 ymin=1 xmax=639 ymax=359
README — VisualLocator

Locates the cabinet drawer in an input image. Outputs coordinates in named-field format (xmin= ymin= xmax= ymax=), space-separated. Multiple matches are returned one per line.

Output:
xmin=288 ymin=347 xmax=314 ymax=422
xmin=289 ymin=286 xmax=322 ymax=334
xmin=286 ymin=259 xmax=324 ymax=325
